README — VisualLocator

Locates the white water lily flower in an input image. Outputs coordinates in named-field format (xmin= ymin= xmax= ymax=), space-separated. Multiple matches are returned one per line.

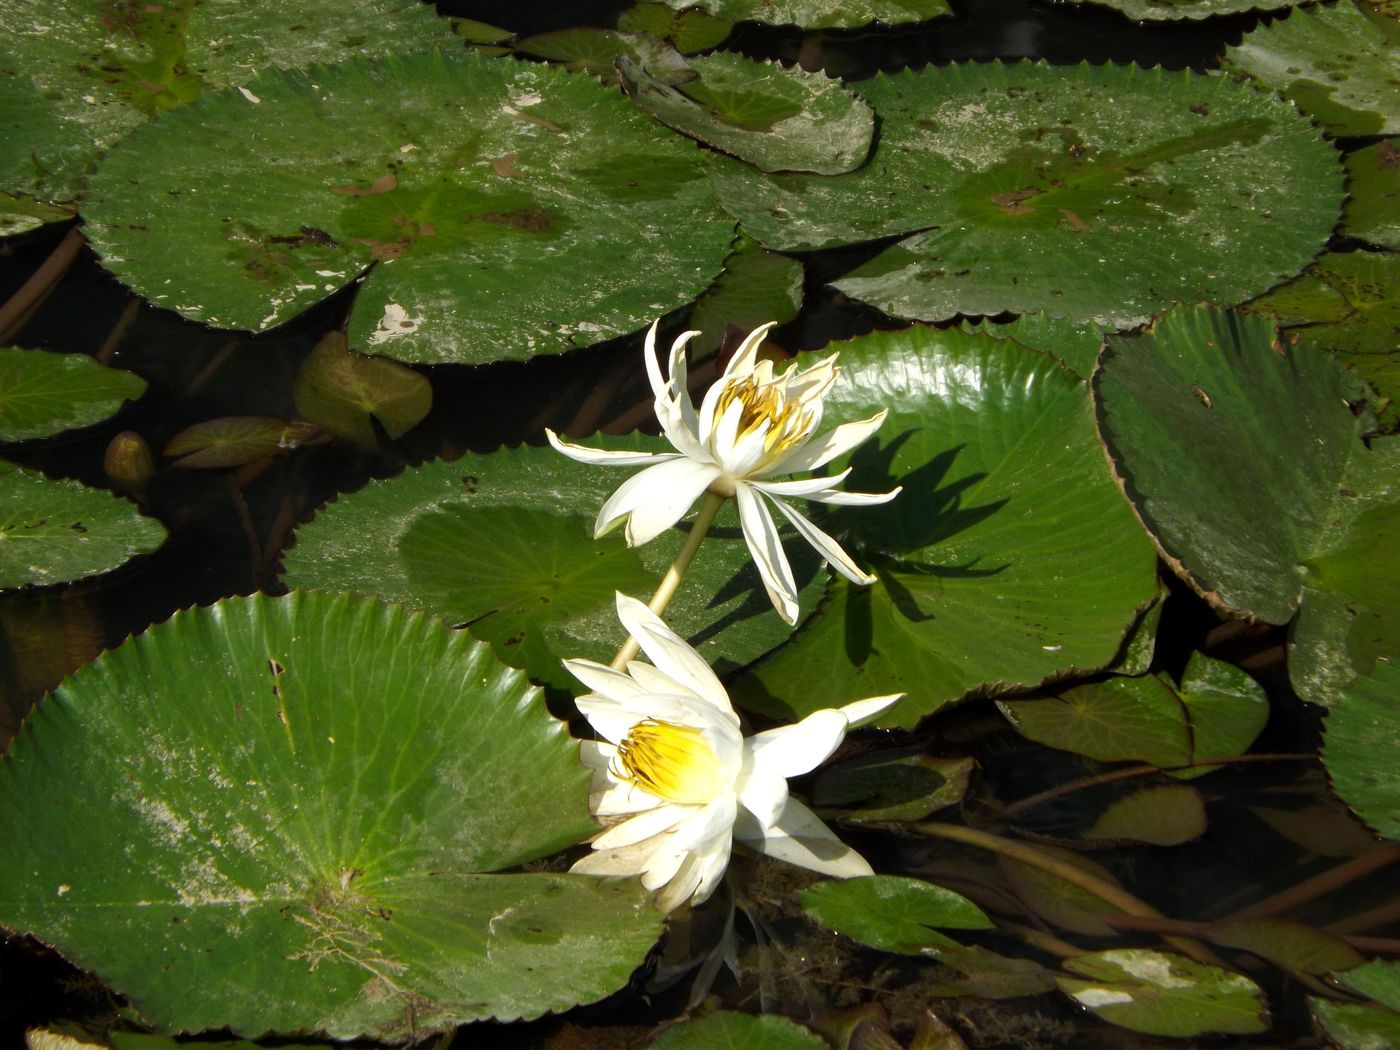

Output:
xmin=547 ymin=321 xmax=900 ymax=624
xmin=566 ymin=592 xmax=902 ymax=912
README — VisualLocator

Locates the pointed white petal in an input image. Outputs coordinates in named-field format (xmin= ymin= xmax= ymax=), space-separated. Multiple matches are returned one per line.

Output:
xmin=766 ymin=410 xmax=889 ymax=474
xmin=800 ymin=486 xmax=902 ymax=507
xmin=724 ymin=321 xmax=778 ymax=379
xmin=765 ymin=494 xmax=877 ymax=585
xmin=615 ymin=593 xmax=734 ymax=715
xmin=735 ymin=761 xmax=789 ymax=831
xmin=574 ymin=697 xmax=644 ymax=746
xmin=655 ymin=853 xmax=706 ymax=913
xmin=563 ymin=658 xmax=653 ymax=701
xmin=593 ymin=457 xmax=719 ymax=544
xmin=591 ymin=779 xmax=665 ymax=817
xmin=839 ymin=694 xmax=904 ymax=728
xmin=745 ymin=708 xmax=850 ymax=780
xmin=593 ymin=802 xmax=692 ymax=849
xmin=749 ymin=469 xmax=857 ymax=498
xmin=546 ymin=428 xmax=671 ymax=467
xmin=734 ymin=484 xmax=800 ymax=624
xmin=739 ymin=797 xmax=874 ymax=879
xmin=578 ymin=738 xmax=617 ymax=772
xmin=643 ymin=320 xmax=668 ymax=401
xmin=685 ymin=833 xmax=735 ymax=908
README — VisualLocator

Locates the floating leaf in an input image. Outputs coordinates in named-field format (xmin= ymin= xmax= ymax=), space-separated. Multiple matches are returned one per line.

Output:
xmin=1336 ymin=959 xmax=1400 ymax=1012
xmin=0 ymin=461 xmax=165 ymax=587
xmin=731 ymin=326 xmax=1157 ymax=728
xmin=1054 ymin=949 xmax=1268 ymax=1037
xmin=689 ymin=234 xmax=803 ymax=355
xmin=1083 ymin=784 xmax=1207 ymax=846
xmin=1225 ymin=1 xmax=1400 ymax=136
xmin=1343 ymin=140 xmax=1400 ymax=250
xmin=0 ymin=592 xmax=661 ymax=1039
xmin=653 ymin=0 xmax=950 ymax=29
xmin=1052 ymin=0 xmax=1294 ymax=21
xmin=84 ymin=51 xmax=733 ymax=364
xmin=616 ymin=3 xmax=734 ymax=52
xmin=652 ymin=1012 xmax=827 ymax=1049
xmin=621 ymin=52 xmax=874 ymax=174
xmin=1172 ymin=653 xmax=1270 ymax=777
xmin=1323 ymin=661 xmax=1400 ymax=840
xmin=0 ymin=0 xmax=457 ymax=207
xmin=1208 ymin=920 xmax=1363 ymax=976
xmin=710 ymin=62 xmax=1340 ymax=328
xmin=514 ymin=28 xmax=675 ymax=82
xmin=1311 ymin=998 xmax=1400 ymax=1050
xmin=1094 ymin=306 xmax=1399 ymax=703
xmin=801 ymin=875 xmax=992 ymax=955
xmin=0 ymin=347 xmax=145 ymax=442
xmin=164 ymin=417 xmax=322 ymax=468
xmin=1000 ymin=675 xmax=1192 ymax=769
xmin=0 ymin=192 xmax=74 ymax=237
xmin=959 ymin=313 xmax=1108 ymax=380
xmin=292 ymin=332 xmax=431 ymax=449
xmin=281 ymin=440 xmax=821 ymax=694
xmin=812 ymin=750 xmax=974 ymax=823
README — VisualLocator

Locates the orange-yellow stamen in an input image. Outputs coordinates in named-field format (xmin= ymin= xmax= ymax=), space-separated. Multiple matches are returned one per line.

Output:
xmin=714 ymin=377 xmax=813 ymax=455
xmin=614 ymin=719 xmax=724 ymax=803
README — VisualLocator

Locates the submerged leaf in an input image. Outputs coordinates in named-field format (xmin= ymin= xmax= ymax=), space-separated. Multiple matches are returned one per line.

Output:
xmin=1083 ymin=784 xmax=1207 ymax=846
xmin=292 ymin=332 xmax=431 ymax=449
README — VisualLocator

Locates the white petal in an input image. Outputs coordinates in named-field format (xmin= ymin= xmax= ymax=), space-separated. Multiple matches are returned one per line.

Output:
xmin=724 ymin=321 xmax=778 ymax=380
xmin=615 ymin=594 xmax=734 ymax=715
xmin=591 ymin=779 xmax=665 ymax=817
xmin=800 ymin=486 xmax=901 ymax=507
xmin=734 ymin=484 xmax=800 ymax=625
xmin=655 ymin=853 xmax=706 ymax=913
xmin=739 ymin=796 xmax=874 ymax=879
xmin=749 ymin=469 xmax=857 ymax=498
xmin=563 ymin=658 xmax=653 ymax=701
xmin=684 ymin=833 xmax=734 ymax=908
xmin=574 ymin=696 xmax=645 ymax=746
xmin=578 ymin=738 xmax=617 ymax=772
xmin=594 ymin=457 xmax=720 ymax=545
xmin=594 ymin=802 xmax=693 ymax=849
xmin=766 ymin=409 xmax=889 ymax=474
xmin=546 ymin=428 xmax=670 ymax=467
xmin=745 ymin=708 xmax=850 ymax=780
xmin=643 ymin=320 xmax=668 ymax=402
xmin=839 ymin=694 xmax=904 ymax=728
xmin=735 ymin=761 xmax=789 ymax=832
xmin=765 ymin=494 xmax=877 ymax=585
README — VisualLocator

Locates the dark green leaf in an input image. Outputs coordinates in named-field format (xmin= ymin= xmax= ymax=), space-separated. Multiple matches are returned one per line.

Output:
xmin=0 ymin=348 xmax=145 ymax=442
xmin=1323 ymin=661 xmax=1400 ymax=839
xmin=1083 ymin=784 xmax=1207 ymax=846
xmin=292 ymin=332 xmax=431 ymax=449
xmin=652 ymin=1012 xmax=827 ymax=1049
xmin=812 ymin=750 xmax=974 ymax=823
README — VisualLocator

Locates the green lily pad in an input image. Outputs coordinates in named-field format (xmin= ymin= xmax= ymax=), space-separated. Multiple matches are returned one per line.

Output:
xmin=1094 ymin=306 xmax=1400 ymax=705
xmin=800 ymin=875 xmax=993 ymax=955
xmin=616 ymin=3 xmax=734 ymax=53
xmin=292 ymin=332 xmax=431 ymax=450
xmin=1225 ymin=1 xmax=1400 ymax=137
xmin=1239 ymin=251 xmax=1400 ymax=429
xmin=620 ymin=51 xmax=874 ymax=174
xmin=1084 ymin=784 xmax=1207 ymax=846
xmin=0 ymin=0 xmax=457 ymax=209
xmin=0 ymin=347 xmax=146 ymax=442
xmin=652 ymin=1012 xmax=826 ymax=1049
xmin=709 ymin=62 xmax=1341 ymax=328
xmin=1311 ymin=998 xmax=1400 ymax=1050
xmin=1343 ymin=140 xmax=1400 ymax=250
xmin=1000 ymin=652 xmax=1268 ymax=775
xmin=0 ymin=461 xmax=166 ymax=587
xmin=1337 ymin=959 xmax=1400 ymax=1011
xmin=689 ymin=234 xmax=803 ymax=355
xmin=960 ymin=313 xmax=1109 ymax=380
xmin=1208 ymin=920 xmax=1363 ymax=976
xmin=281 ymin=440 xmax=821 ymax=694
xmin=0 ymin=591 xmax=661 ymax=1040
xmin=514 ymin=28 xmax=678 ymax=83
xmin=653 ymin=0 xmax=950 ymax=29
xmin=84 ymin=51 xmax=733 ymax=364
xmin=732 ymin=326 xmax=1158 ymax=729
xmin=164 ymin=418 xmax=322 ymax=469
xmin=1055 ymin=949 xmax=1268 ymax=1037
xmin=812 ymin=750 xmax=974 ymax=823
xmin=1323 ymin=660 xmax=1400 ymax=840
xmin=1053 ymin=0 xmax=1295 ymax=20
xmin=0 ymin=192 xmax=75 ymax=237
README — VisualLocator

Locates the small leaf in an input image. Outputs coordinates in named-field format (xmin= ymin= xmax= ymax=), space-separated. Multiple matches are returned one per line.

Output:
xmin=616 ymin=3 xmax=733 ymax=53
xmin=812 ymin=750 xmax=974 ymax=823
xmin=1310 ymin=998 xmax=1400 ymax=1050
xmin=801 ymin=875 xmax=993 ymax=955
xmin=651 ymin=1012 xmax=827 ymax=1049
xmin=1336 ymin=959 xmax=1400 ymax=1012
xmin=293 ymin=332 xmax=431 ymax=449
xmin=164 ymin=417 xmax=321 ymax=468
xmin=1055 ymin=949 xmax=1269 ymax=1037
xmin=1083 ymin=784 xmax=1207 ymax=846
xmin=0 ymin=347 xmax=145 ymax=442
xmin=1208 ymin=920 xmax=1363 ymax=976
xmin=1324 ymin=661 xmax=1400 ymax=840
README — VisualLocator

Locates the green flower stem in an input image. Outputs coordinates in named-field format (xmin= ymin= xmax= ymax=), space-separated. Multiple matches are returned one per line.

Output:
xmin=610 ymin=490 xmax=728 ymax=670
xmin=913 ymin=821 xmax=1223 ymax=967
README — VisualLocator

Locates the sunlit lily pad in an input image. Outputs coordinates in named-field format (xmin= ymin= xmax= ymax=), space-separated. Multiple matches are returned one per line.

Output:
xmin=1225 ymin=1 xmax=1400 ymax=136
xmin=620 ymin=52 xmax=874 ymax=174
xmin=1323 ymin=660 xmax=1400 ymax=840
xmin=1343 ymin=140 xmax=1400 ymax=250
xmin=0 ymin=592 xmax=661 ymax=1039
xmin=1338 ymin=959 xmax=1400 ymax=1011
xmin=616 ymin=3 xmax=734 ymax=52
xmin=1052 ymin=0 xmax=1294 ymax=20
xmin=0 ymin=347 xmax=145 ymax=442
xmin=800 ymin=875 xmax=992 ymax=955
xmin=1094 ymin=306 xmax=1399 ymax=703
xmin=1054 ymin=949 xmax=1268 ymax=1037
xmin=0 ymin=461 xmax=166 ymax=587
xmin=731 ymin=326 xmax=1158 ymax=729
xmin=0 ymin=0 xmax=457 ymax=210
xmin=960 ymin=313 xmax=1108 ymax=380
xmin=84 ymin=51 xmax=733 ymax=364
xmin=281 ymin=440 xmax=821 ymax=694
xmin=653 ymin=0 xmax=950 ymax=29
xmin=652 ymin=1012 xmax=827 ymax=1049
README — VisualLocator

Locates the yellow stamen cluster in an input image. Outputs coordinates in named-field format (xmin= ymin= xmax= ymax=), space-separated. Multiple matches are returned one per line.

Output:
xmin=615 ymin=719 xmax=724 ymax=804
xmin=715 ymin=376 xmax=813 ymax=455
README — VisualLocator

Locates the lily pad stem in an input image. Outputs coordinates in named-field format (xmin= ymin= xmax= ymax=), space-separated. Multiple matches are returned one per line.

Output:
xmin=611 ymin=490 xmax=727 ymax=670
xmin=913 ymin=821 xmax=1223 ymax=966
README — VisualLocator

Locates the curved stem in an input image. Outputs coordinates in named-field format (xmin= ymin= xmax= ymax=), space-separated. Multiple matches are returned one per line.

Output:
xmin=912 ymin=821 xmax=1223 ymax=966
xmin=610 ymin=490 xmax=727 ymax=670
xmin=0 ymin=226 xmax=85 ymax=342
xmin=1225 ymin=844 xmax=1400 ymax=923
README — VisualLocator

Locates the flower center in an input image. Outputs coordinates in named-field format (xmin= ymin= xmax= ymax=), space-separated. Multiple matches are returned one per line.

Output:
xmin=615 ymin=719 xmax=725 ymax=804
xmin=715 ymin=376 xmax=813 ymax=455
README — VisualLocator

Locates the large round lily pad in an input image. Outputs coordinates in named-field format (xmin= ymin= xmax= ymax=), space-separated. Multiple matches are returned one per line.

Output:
xmin=0 ymin=461 xmax=166 ymax=587
xmin=654 ymin=0 xmax=950 ymax=29
xmin=731 ymin=326 xmax=1159 ymax=729
xmin=1093 ymin=306 xmax=1399 ymax=704
xmin=0 ymin=0 xmax=457 ymax=209
xmin=84 ymin=50 xmax=734 ymax=364
xmin=0 ymin=347 xmax=146 ymax=442
xmin=1052 ymin=0 xmax=1294 ymax=20
xmin=281 ymin=440 xmax=822 ymax=693
xmin=709 ymin=61 xmax=1341 ymax=328
xmin=0 ymin=591 xmax=661 ymax=1040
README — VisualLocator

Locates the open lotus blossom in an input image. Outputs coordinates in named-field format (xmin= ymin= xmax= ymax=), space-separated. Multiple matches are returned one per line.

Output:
xmin=547 ymin=321 xmax=900 ymax=624
xmin=566 ymin=592 xmax=902 ymax=912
